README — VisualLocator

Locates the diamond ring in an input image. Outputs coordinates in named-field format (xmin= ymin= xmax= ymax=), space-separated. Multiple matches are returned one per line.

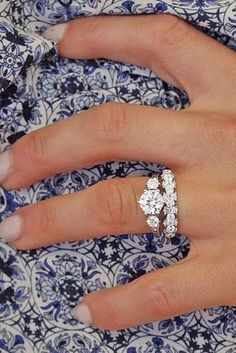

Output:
xmin=138 ymin=169 xmax=178 ymax=237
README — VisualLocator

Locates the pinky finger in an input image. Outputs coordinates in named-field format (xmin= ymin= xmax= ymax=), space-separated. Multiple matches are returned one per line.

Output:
xmin=72 ymin=255 xmax=229 ymax=330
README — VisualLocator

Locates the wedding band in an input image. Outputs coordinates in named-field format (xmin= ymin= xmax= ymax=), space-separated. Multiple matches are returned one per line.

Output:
xmin=138 ymin=169 xmax=178 ymax=238
xmin=161 ymin=169 xmax=178 ymax=238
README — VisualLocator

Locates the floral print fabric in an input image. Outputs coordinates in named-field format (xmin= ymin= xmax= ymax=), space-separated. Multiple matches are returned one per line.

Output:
xmin=0 ymin=1 xmax=236 ymax=352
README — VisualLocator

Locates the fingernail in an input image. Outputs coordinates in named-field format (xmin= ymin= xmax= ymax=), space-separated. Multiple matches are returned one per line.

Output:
xmin=0 ymin=215 xmax=23 ymax=242
xmin=42 ymin=23 xmax=68 ymax=43
xmin=0 ymin=150 xmax=12 ymax=185
xmin=72 ymin=303 xmax=92 ymax=325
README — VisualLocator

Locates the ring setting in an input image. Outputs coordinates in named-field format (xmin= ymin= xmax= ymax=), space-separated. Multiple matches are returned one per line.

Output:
xmin=138 ymin=169 xmax=178 ymax=237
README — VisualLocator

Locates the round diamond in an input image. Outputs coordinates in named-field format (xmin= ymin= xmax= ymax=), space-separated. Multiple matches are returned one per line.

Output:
xmin=162 ymin=169 xmax=173 ymax=178
xmin=164 ymin=218 xmax=178 ymax=227
xmin=147 ymin=177 xmax=159 ymax=190
xmin=138 ymin=190 xmax=164 ymax=215
xmin=164 ymin=193 xmax=177 ymax=205
xmin=166 ymin=225 xmax=176 ymax=234
xmin=163 ymin=206 xmax=177 ymax=215
xmin=147 ymin=216 xmax=160 ymax=231
xmin=162 ymin=182 xmax=175 ymax=194
xmin=166 ymin=213 xmax=176 ymax=222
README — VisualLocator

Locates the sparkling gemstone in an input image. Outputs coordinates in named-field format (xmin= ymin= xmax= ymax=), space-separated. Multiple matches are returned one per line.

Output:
xmin=166 ymin=225 xmax=176 ymax=234
xmin=163 ymin=185 xmax=174 ymax=194
xmin=138 ymin=190 xmax=164 ymax=215
xmin=147 ymin=177 xmax=159 ymax=190
xmin=162 ymin=170 xmax=175 ymax=188
xmin=147 ymin=215 xmax=160 ymax=231
xmin=162 ymin=173 xmax=173 ymax=182
xmin=163 ymin=206 xmax=178 ymax=215
xmin=164 ymin=218 xmax=178 ymax=227
xmin=162 ymin=177 xmax=172 ymax=183
xmin=162 ymin=169 xmax=173 ymax=176
xmin=166 ymin=213 xmax=176 ymax=222
xmin=164 ymin=193 xmax=177 ymax=204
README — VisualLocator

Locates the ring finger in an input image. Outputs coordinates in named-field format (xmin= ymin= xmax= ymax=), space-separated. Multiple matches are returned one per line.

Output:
xmin=0 ymin=172 xmax=204 ymax=250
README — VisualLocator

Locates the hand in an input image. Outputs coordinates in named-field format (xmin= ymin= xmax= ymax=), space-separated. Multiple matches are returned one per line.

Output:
xmin=0 ymin=14 xmax=235 ymax=330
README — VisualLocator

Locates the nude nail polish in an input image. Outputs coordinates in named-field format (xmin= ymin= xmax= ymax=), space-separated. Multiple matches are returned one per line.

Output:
xmin=42 ymin=23 xmax=68 ymax=43
xmin=0 ymin=150 xmax=12 ymax=185
xmin=0 ymin=215 xmax=23 ymax=242
xmin=72 ymin=303 xmax=92 ymax=324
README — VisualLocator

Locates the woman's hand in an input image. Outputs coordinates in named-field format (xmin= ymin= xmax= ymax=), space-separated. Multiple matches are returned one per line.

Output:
xmin=0 ymin=14 xmax=235 ymax=330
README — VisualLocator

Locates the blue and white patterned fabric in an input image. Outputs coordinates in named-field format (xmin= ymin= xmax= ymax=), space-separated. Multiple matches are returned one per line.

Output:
xmin=0 ymin=1 xmax=236 ymax=352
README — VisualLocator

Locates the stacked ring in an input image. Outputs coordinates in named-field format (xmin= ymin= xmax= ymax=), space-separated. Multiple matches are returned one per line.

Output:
xmin=137 ymin=175 xmax=164 ymax=236
xmin=137 ymin=169 xmax=178 ymax=238
xmin=162 ymin=169 xmax=178 ymax=237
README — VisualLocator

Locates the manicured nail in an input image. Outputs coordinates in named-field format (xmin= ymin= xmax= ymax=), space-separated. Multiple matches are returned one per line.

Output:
xmin=72 ymin=303 xmax=92 ymax=325
xmin=0 ymin=215 xmax=23 ymax=242
xmin=42 ymin=23 xmax=68 ymax=43
xmin=0 ymin=150 xmax=12 ymax=185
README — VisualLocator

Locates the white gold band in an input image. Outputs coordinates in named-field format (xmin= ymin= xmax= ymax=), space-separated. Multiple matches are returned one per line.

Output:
xmin=161 ymin=169 xmax=178 ymax=238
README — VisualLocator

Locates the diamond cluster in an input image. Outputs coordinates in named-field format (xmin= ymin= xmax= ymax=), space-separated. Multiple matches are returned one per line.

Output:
xmin=138 ymin=176 xmax=164 ymax=233
xmin=138 ymin=170 xmax=178 ymax=238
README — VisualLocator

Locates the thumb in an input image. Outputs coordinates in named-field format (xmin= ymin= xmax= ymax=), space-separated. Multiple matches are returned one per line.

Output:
xmin=71 ymin=254 xmax=227 ymax=330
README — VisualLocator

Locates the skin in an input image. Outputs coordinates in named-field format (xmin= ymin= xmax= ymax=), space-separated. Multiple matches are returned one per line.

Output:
xmin=1 ymin=14 xmax=236 ymax=330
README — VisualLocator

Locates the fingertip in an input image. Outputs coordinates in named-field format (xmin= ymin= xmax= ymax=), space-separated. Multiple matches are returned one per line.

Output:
xmin=72 ymin=303 xmax=93 ymax=325
xmin=42 ymin=23 xmax=69 ymax=44
xmin=0 ymin=149 xmax=13 ymax=187
xmin=73 ymin=287 xmax=124 ymax=330
xmin=0 ymin=214 xmax=23 ymax=242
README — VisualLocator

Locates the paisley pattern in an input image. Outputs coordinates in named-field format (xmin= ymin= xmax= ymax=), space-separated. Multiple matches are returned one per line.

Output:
xmin=0 ymin=0 xmax=236 ymax=352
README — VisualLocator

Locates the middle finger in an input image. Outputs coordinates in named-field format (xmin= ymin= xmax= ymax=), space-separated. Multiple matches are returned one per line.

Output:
xmin=1 ymin=102 xmax=205 ymax=189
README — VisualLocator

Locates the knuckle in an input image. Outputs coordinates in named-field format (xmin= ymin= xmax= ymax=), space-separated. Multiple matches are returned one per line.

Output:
xmin=152 ymin=14 xmax=191 ymax=48
xmin=216 ymin=119 xmax=236 ymax=150
xmin=147 ymin=279 xmax=176 ymax=317
xmin=97 ymin=179 xmax=134 ymax=228
xmin=97 ymin=102 xmax=131 ymax=145
xmin=183 ymin=115 xmax=236 ymax=168
xmin=21 ymin=130 xmax=48 ymax=164
xmin=98 ymin=179 xmax=126 ymax=227
xmin=204 ymin=116 xmax=236 ymax=152
xmin=36 ymin=202 xmax=57 ymax=233
xmin=81 ymin=16 xmax=107 ymax=52
xmin=102 ymin=306 xmax=124 ymax=330
xmin=16 ymin=201 xmax=57 ymax=243
xmin=92 ymin=289 xmax=124 ymax=330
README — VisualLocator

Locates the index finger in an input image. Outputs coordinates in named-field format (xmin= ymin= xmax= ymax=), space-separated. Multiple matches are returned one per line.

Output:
xmin=44 ymin=14 xmax=236 ymax=111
